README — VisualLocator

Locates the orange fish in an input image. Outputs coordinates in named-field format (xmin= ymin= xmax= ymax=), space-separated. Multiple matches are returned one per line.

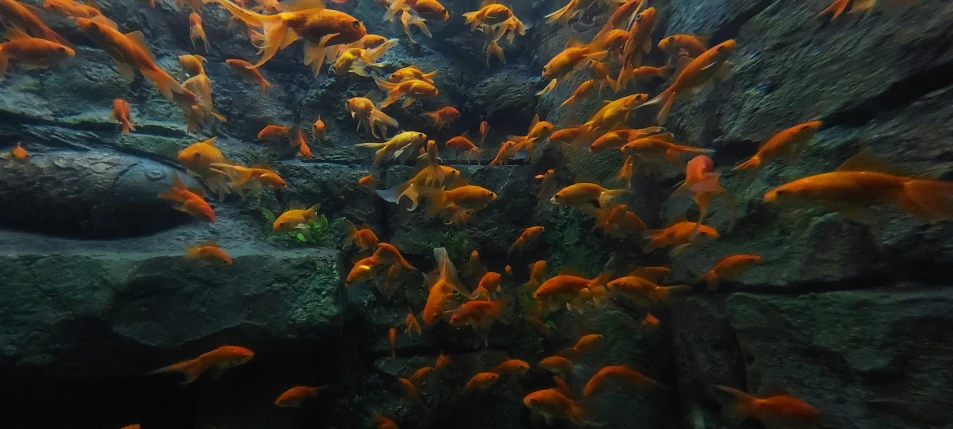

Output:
xmin=583 ymin=59 xmax=618 ymax=95
xmin=397 ymin=377 xmax=419 ymax=403
xmin=295 ymin=129 xmax=312 ymax=159
xmin=640 ymin=313 xmax=659 ymax=334
xmin=533 ymin=272 xmax=611 ymax=311
xmin=817 ymin=0 xmax=874 ymax=20
xmin=487 ymin=140 xmax=521 ymax=167
xmin=465 ymin=371 xmax=500 ymax=391
xmin=640 ymin=40 xmax=735 ymax=124
xmin=0 ymin=0 xmax=70 ymax=45
xmin=346 ymin=257 xmax=376 ymax=288
xmin=472 ymin=271 xmax=501 ymax=300
xmin=538 ymin=355 xmax=574 ymax=376
xmin=620 ymin=135 xmax=714 ymax=173
xmin=676 ymin=155 xmax=733 ymax=233
xmin=371 ymin=242 xmax=416 ymax=270
xmin=589 ymin=126 xmax=665 ymax=152
xmin=389 ymin=65 xmax=437 ymax=84
xmin=616 ymin=7 xmax=656 ymax=89
xmin=0 ymin=29 xmax=74 ymax=78
xmin=657 ymin=34 xmax=710 ymax=58
xmin=359 ymin=175 xmax=383 ymax=190
xmin=344 ymin=220 xmax=379 ymax=251
xmin=550 ymin=183 xmax=626 ymax=208
xmin=206 ymin=0 xmax=367 ymax=72
xmin=258 ymin=124 xmax=291 ymax=141
xmin=378 ymin=183 xmax=497 ymax=219
xmin=594 ymin=0 xmax=642 ymax=38
xmin=445 ymin=135 xmax=482 ymax=162
xmin=373 ymin=76 xmax=439 ymax=108
xmin=448 ymin=298 xmax=507 ymax=328
xmin=583 ymin=365 xmax=666 ymax=396
xmin=346 ymin=96 xmax=399 ymax=139
xmin=226 ymin=58 xmax=273 ymax=92
xmin=606 ymin=276 xmax=688 ymax=307
xmin=330 ymin=39 xmax=398 ymax=77
xmin=764 ymin=150 xmax=953 ymax=223
xmin=76 ymin=18 xmax=187 ymax=101
xmin=149 ymin=345 xmax=253 ymax=384
xmin=508 ymin=226 xmax=544 ymax=258
xmin=733 ymin=121 xmax=823 ymax=172
xmin=507 ymin=114 xmax=554 ymax=161
xmin=312 ymin=116 xmax=326 ymax=142
xmin=714 ymin=386 xmax=821 ymax=429
xmin=273 ymin=204 xmax=319 ymax=233
xmin=275 ymin=385 xmax=329 ymax=407
xmin=43 ymin=0 xmax=117 ymax=29
xmin=189 ymin=12 xmax=210 ymax=52
xmin=548 ymin=126 xmax=586 ymax=148
xmin=492 ymin=358 xmax=530 ymax=376
xmin=210 ymin=162 xmax=287 ymax=194
xmin=405 ymin=311 xmax=422 ymax=336
xmin=9 ymin=142 xmax=28 ymax=162
xmin=462 ymin=3 xmax=513 ymax=29
xmin=627 ymin=266 xmax=671 ymax=284
xmin=697 ymin=254 xmax=761 ymax=290
xmin=523 ymin=386 xmax=599 ymax=426
xmin=643 ymin=220 xmax=719 ymax=255
xmin=579 ymin=203 xmax=648 ymax=237
xmin=559 ymin=79 xmax=594 ymax=109
xmin=538 ymin=38 xmax=607 ymax=96
xmin=464 ymin=250 xmax=487 ymax=280
xmin=628 ymin=64 xmax=674 ymax=82
xmin=423 ymin=106 xmax=460 ymax=131
xmin=373 ymin=414 xmax=399 ymax=429
xmin=159 ymin=175 xmax=216 ymax=222
xmin=559 ymin=334 xmax=602 ymax=359
xmin=388 ymin=327 xmax=397 ymax=358
xmin=409 ymin=366 xmax=433 ymax=384
xmin=178 ymin=53 xmax=207 ymax=78
xmin=435 ymin=353 xmax=451 ymax=370
xmin=185 ymin=241 xmax=232 ymax=265
xmin=111 ymin=99 xmax=135 ymax=135
xmin=520 ymin=260 xmax=548 ymax=293
xmin=422 ymin=247 xmax=469 ymax=325
xmin=479 ymin=120 xmax=488 ymax=144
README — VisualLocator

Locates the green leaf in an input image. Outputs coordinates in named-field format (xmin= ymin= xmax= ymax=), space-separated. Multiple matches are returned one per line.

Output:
xmin=259 ymin=207 xmax=276 ymax=222
xmin=296 ymin=233 xmax=307 ymax=242
xmin=544 ymin=320 xmax=557 ymax=330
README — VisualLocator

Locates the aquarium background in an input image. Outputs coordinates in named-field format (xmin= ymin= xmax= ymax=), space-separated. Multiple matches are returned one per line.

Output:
xmin=2 ymin=0 xmax=953 ymax=428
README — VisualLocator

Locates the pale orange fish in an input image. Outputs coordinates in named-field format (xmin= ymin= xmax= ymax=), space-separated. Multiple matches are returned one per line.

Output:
xmin=226 ymin=58 xmax=273 ymax=92
xmin=697 ymin=254 xmax=761 ymax=290
xmin=149 ymin=345 xmax=253 ymax=383
xmin=189 ymin=12 xmax=209 ymax=52
xmin=275 ymin=385 xmax=329 ymax=407
xmin=185 ymin=241 xmax=232 ymax=265
xmin=714 ymin=385 xmax=822 ymax=429
xmin=111 ymin=99 xmax=135 ymax=134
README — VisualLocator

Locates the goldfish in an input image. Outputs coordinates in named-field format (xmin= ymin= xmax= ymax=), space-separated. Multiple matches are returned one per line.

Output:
xmin=481 ymin=24 xmax=507 ymax=67
xmin=422 ymin=247 xmax=468 ymax=325
xmin=0 ymin=0 xmax=70 ymax=45
xmin=344 ymin=220 xmax=380 ymax=251
xmin=523 ymin=385 xmax=600 ymax=426
xmin=294 ymin=129 xmax=312 ymax=159
xmin=559 ymin=79 xmax=594 ymax=109
xmin=398 ymin=378 xmax=419 ymax=403
xmin=583 ymin=365 xmax=666 ymax=396
xmin=373 ymin=414 xmax=399 ymax=429
xmin=423 ymin=106 xmax=460 ymax=131
xmin=226 ymin=58 xmax=273 ymax=92
xmin=273 ymin=204 xmax=319 ymax=233
xmin=764 ymin=150 xmax=953 ymax=223
xmin=359 ymin=175 xmax=383 ymax=190
xmin=559 ymin=333 xmax=602 ymax=359
xmin=508 ymin=226 xmax=544 ymax=258
xmin=488 ymin=140 xmax=522 ymax=166
xmin=640 ymin=313 xmax=659 ymax=334
xmin=149 ymin=345 xmax=253 ymax=384
xmin=177 ymin=138 xmax=234 ymax=200
xmin=676 ymin=155 xmax=734 ymax=234
xmin=185 ymin=241 xmax=232 ymax=265
xmin=462 ymin=2 xmax=513 ymax=30
xmin=581 ymin=93 xmax=649 ymax=136
xmin=385 ymin=0 xmax=449 ymax=24
xmin=578 ymin=203 xmax=648 ymax=237
xmin=713 ymin=386 xmax=821 ymax=429
xmin=388 ymin=327 xmax=397 ymax=357
xmin=373 ymin=76 xmax=439 ymax=108
xmin=189 ymin=12 xmax=210 ymax=52
xmin=42 ymin=0 xmax=117 ymax=29
xmin=643 ymin=220 xmax=718 ymax=255
xmin=445 ymin=135 xmax=482 ymax=162
xmin=379 ymin=181 xmax=497 ymax=219
xmin=584 ymin=59 xmax=618 ymax=95
xmin=628 ymin=65 xmax=674 ymax=81
xmin=448 ymin=298 xmax=507 ymax=330
xmin=346 ymin=257 xmax=376 ymax=288
xmin=371 ymin=243 xmax=416 ymax=270
xmin=177 ymin=54 xmax=207 ymax=79
xmin=479 ymin=120 xmax=488 ymax=144
xmin=492 ymin=358 xmax=530 ymax=376
xmin=589 ymin=126 xmax=665 ymax=152
xmin=539 ymin=355 xmax=575 ymax=376
xmin=405 ymin=311 xmax=422 ymax=336
xmin=616 ymin=7 xmax=656 ymax=89
xmin=464 ymin=250 xmax=487 ymax=280
xmin=358 ymin=131 xmax=428 ymax=168
xmin=640 ymin=40 xmax=736 ymax=124
xmin=120 ymin=425 xmax=140 ymax=429
xmin=658 ymin=34 xmax=710 ymax=58
xmin=620 ymin=135 xmax=714 ymax=173
xmin=204 ymin=0 xmax=367 ymax=73
xmin=538 ymin=39 xmax=607 ymax=97
xmin=520 ymin=260 xmax=547 ymax=292
xmin=697 ymin=254 xmax=761 ymax=290
xmin=550 ymin=183 xmax=627 ymax=209
xmin=544 ymin=0 xmax=593 ymax=25
xmin=346 ymin=96 xmax=400 ymax=139
xmin=409 ymin=366 xmax=433 ymax=384
xmin=76 ymin=18 xmax=187 ymax=101
xmin=312 ymin=116 xmax=326 ymax=142
xmin=463 ymin=371 xmax=499 ymax=391
xmin=331 ymin=39 xmax=398 ymax=77
xmin=627 ymin=266 xmax=671 ymax=284
xmin=508 ymin=114 xmax=554 ymax=161
xmin=472 ymin=271 xmax=501 ymax=300
xmin=533 ymin=271 xmax=612 ymax=312
xmin=593 ymin=0 xmax=641 ymax=39
xmin=275 ymin=385 xmax=329 ymax=407
xmin=0 ymin=28 xmax=74 ymax=78
xmin=211 ymin=163 xmax=287 ymax=195
xmin=535 ymin=169 xmax=556 ymax=202
xmin=159 ymin=175 xmax=216 ymax=222
xmin=818 ymin=0 xmax=874 ymax=20
xmin=606 ymin=276 xmax=688 ymax=307
xmin=389 ymin=65 xmax=437 ymax=84
xmin=435 ymin=353 xmax=451 ymax=370
xmin=9 ymin=142 xmax=28 ymax=162
xmin=548 ymin=126 xmax=587 ymax=148
xmin=733 ymin=120 xmax=823 ymax=172
xmin=258 ymin=124 xmax=291 ymax=142
xmin=111 ymin=99 xmax=135 ymax=135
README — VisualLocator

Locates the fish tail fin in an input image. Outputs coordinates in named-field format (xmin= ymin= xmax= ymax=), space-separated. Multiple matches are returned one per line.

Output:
xmin=364 ymin=38 xmax=399 ymax=63
xmin=374 ymin=76 xmax=402 ymax=108
xmin=252 ymin=14 xmax=292 ymax=68
xmin=816 ymin=0 xmax=849 ymax=19
xmin=712 ymin=385 xmax=756 ymax=423
xmin=416 ymin=186 xmax=449 ymax=218
xmin=121 ymin=119 xmax=133 ymax=135
xmin=651 ymin=285 xmax=690 ymax=304
xmin=488 ymin=298 xmax=509 ymax=323
xmin=369 ymin=109 xmax=399 ymax=137
xmin=899 ymin=179 xmax=953 ymax=222
xmin=689 ymin=173 xmax=721 ymax=193
xmin=148 ymin=358 xmax=207 ymax=384
xmin=342 ymin=220 xmax=358 ymax=247
xmin=544 ymin=0 xmax=575 ymax=24
xmin=376 ymin=182 xmax=412 ymax=205
xmin=598 ymin=188 xmax=627 ymax=208
xmin=141 ymin=67 xmax=185 ymax=101
xmin=462 ymin=11 xmax=480 ymax=29
xmin=732 ymin=155 xmax=761 ymax=171
xmin=384 ymin=0 xmax=407 ymax=21
xmin=257 ymin=75 xmax=273 ymax=93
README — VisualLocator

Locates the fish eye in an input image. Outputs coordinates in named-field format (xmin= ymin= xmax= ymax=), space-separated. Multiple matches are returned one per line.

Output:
xmin=351 ymin=20 xmax=360 ymax=29
xmin=635 ymin=13 xmax=642 ymax=21
xmin=667 ymin=36 xmax=674 ymax=42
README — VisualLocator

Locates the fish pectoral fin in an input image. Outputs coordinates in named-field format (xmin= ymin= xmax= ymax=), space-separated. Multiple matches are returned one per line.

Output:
xmin=114 ymin=61 xmax=137 ymax=82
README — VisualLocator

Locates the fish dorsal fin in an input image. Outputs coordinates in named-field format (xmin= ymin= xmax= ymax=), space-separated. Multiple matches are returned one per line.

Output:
xmin=558 ymin=267 xmax=585 ymax=277
xmin=200 ymin=137 xmax=217 ymax=146
xmin=172 ymin=173 xmax=185 ymax=189
xmin=479 ymin=0 xmax=498 ymax=8
xmin=695 ymin=34 xmax=712 ymax=46
xmin=553 ymin=376 xmax=572 ymax=397
xmin=672 ymin=54 xmax=694 ymax=78
xmin=3 ymin=27 xmax=31 ymax=41
xmin=189 ymin=185 xmax=205 ymax=197
xmin=665 ymin=213 xmax=688 ymax=227
xmin=250 ymin=162 xmax=274 ymax=170
xmin=565 ymin=38 xmax=584 ymax=49
xmin=124 ymin=31 xmax=154 ymax=59
xmin=280 ymin=0 xmax=325 ymax=11
xmin=835 ymin=149 xmax=907 ymax=176
xmin=529 ymin=114 xmax=540 ymax=130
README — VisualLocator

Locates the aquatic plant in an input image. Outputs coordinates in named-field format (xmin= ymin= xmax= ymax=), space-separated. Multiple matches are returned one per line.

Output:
xmin=259 ymin=207 xmax=346 ymax=247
